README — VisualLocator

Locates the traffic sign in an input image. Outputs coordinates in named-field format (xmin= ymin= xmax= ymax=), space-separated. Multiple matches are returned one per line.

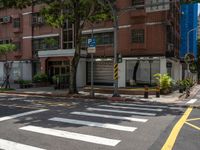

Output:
xmin=87 ymin=38 xmax=96 ymax=53
xmin=184 ymin=53 xmax=195 ymax=64
xmin=88 ymin=38 xmax=96 ymax=47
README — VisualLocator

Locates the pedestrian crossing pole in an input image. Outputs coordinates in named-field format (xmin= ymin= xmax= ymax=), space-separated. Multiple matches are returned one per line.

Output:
xmin=114 ymin=64 xmax=118 ymax=81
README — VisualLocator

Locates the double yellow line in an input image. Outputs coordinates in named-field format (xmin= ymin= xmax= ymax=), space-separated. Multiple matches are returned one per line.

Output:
xmin=161 ymin=107 xmax=193 ymax=150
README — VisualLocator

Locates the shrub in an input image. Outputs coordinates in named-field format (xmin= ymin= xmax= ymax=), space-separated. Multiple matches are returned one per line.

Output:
xmin=154 ymin=73 xmax=173 ymax=94
xmin=16 ymin=79 xmax=32 ymax=85
xmin=33 ymin=73 xmax=48 ymax=83
xmin=177 ymin=78 xmax=194 ymax=90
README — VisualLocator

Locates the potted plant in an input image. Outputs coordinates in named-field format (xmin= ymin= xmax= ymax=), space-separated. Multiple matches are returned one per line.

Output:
xmin=17 ymin=79 xmax=32 ymax=88
xmin=176 ymin=80 xmax=185 ymax=93
xmin=33 ymin=73 xmax=49 ymax=87
xmin=154 ymin=73 xmax=173 ymax=94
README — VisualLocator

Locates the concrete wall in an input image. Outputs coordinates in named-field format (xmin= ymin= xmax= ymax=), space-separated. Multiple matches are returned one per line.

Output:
xmin=76 ymin=58 xmax=86 ymax=88
xmin=0 ymin=62 xmax=4 ymax=83
xmin=160 ymin=58 xmax=167 ymax=74
xmin=118 ymin=59 xmax=126 ymax=87
xmin=9 ymin=61 xmax=32 ymax=82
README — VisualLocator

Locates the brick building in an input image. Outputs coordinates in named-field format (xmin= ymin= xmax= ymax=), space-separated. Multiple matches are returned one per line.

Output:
xmin=0 ymin=0 xmax=181 ymax=87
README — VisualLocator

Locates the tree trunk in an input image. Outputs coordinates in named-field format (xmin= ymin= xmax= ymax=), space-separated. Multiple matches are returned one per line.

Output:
xmin=132 ymin=61 xmax=140 ymax=83
xmin=68 ymin=7 xmax=82 ymax=94
xmin=1 ymin=62 xmax=11 ymax=89
xmin=69 ymin=54 xmax=79 ymax=94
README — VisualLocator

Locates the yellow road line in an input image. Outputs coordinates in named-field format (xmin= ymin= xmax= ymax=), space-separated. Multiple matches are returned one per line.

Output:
xmin=187 ymin=118 xmax=200 ymax=122
xmin=161 ymin=107 xmax=193 ymax=150
xmin=185 ymin=122 xmax=200 ymax=131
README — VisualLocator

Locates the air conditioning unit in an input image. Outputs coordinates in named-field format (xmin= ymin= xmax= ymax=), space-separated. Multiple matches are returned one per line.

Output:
xmin=3 ymin=16 xmax=11 ymax=23
xmin=167 ymin=43 xmax=174 ymax=51
xmin=37 ymin=17 xmax=44 ymax=24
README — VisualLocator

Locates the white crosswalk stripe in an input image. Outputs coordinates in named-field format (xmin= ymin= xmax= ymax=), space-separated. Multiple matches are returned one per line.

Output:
xmin=8 ymin=97 xmax=25 ymax=101
xmin=87 ymin=107 xmax=156 ymax=116
xmin=186 ymin=99 xmax=197 ymax=104
xmin=70 ymin=112 xmax=148 ymax=122
xmin=0 ymin=138 xmax=46 ymax=150
xmin=20 ymin=125 xmax=121 ymax=147
xmin=49 ymin=117 xmax=137 ymax=132
xmin=0 ymin=109 xmax=48 ymax=122
xmin=99 ymin=105 xmax=163 ymax=112
xmin=111 ymin=103 xmax=169 ymax=109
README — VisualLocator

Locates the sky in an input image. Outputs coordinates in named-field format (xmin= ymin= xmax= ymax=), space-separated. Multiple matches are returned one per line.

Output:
xmin=199 ymin=4 xmax=200 ymax=14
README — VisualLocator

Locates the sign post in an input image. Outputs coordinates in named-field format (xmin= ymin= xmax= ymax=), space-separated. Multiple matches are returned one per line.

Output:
xmin=87 ymin=38 xmax=96 ymax=97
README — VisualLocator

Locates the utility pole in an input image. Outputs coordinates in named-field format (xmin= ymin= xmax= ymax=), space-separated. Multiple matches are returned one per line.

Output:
xmin=105 ymin=0 xmax=120 ymax=97
xmin=99 ymin=0 xmax=181 ymax=97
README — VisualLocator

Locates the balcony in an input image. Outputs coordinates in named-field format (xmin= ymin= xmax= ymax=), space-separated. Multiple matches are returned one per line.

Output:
xmin=132 ymin=0 xmax=145 ymax=8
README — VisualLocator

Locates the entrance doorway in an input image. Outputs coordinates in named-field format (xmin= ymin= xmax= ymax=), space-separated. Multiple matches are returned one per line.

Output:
xmin=48 ymin=61 xmax=70 ymax=86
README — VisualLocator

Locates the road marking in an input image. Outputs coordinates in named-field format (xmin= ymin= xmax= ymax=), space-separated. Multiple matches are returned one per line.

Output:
xmin=99 ymin=105 xmax=163 ymax=112
xmin=161 ymin=107 xmax=193 ymax=150
xmin=186 ymin=99 xmax=197 ymax=104
xmin=0 ymin=103 xmax=43 ymax=109
xmin=71 ymin=112 xmax=148 ymax=122
xmin=0 ymin=109 xmax=48 ymax=122
xmin=49 ymin=117 xmax=137 ymax=132
xmin=187 ymin=118 xmax=200 ymax=122
xmin=20 ymin=125 xmax=121 ymax=147
xmin=87 ymin=108 xmax=156 ymax=116
xmin=111 ymin=103 xmax=169 ymax=109
xmin=8 ymin=97 xmax=25 ymax=101
xmin=0 ymin=138 xmax=46 ymax=150
xmin=185 ymin=122 xmax=200 ymax=131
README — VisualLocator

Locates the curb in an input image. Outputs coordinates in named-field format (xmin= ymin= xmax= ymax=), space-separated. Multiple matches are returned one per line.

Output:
xmin=0 ymin=86 xmax=200 ymax=108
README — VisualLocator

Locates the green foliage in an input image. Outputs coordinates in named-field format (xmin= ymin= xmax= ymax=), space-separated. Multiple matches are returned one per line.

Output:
xmin=33 ymin=73 xmax=48 ymax=83
xmin=154 ymin=74 xmax=173 ymax=92
xmin=16 ymin=79 xmax=32 ymax=85
xmin=180 ymin=0 xmax=199 ymax=4
xmin=177 ymin=78 xmax=194 ymax=89
xmin=0 ymin=88 xmax=15 ymax=91
xmin=0 ymin=44 xmax=16 ymax=56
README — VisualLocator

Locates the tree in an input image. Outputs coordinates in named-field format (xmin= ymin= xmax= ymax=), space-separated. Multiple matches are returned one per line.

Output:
xmin=0 ymin=0 xmax=113 ymax=93
xmin=0 ymin=44 xmax=16 ymax=89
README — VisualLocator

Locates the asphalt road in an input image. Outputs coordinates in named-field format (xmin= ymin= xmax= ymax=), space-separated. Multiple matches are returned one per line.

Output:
xmin=0 ymin=93 xmax=198 ymax=150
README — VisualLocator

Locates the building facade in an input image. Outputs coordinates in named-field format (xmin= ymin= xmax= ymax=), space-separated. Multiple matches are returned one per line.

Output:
xmin=180 ymin=3 xmax=198 ymax=79
xmin=0 ymin=0 xmax=181 ymax=87
xmin=180 ymin=3 xmax=198 ymax=59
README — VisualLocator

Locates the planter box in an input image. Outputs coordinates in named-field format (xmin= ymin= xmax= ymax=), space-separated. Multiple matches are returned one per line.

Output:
xmin=19 ymin=83 xmax=33 ymax=89
xmin=32 ymin=82 xmax=50 ymax=88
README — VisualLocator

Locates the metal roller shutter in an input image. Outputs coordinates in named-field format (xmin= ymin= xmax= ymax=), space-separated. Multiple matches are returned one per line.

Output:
xmin=87 ymin=61 xmax=113 ymax=85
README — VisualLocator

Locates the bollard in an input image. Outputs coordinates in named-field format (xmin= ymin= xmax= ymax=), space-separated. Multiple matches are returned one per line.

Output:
xmin=144 ymin=86 xmax=148 ymax=99
xmin=156 ymin=86 xmax=160 ymax=98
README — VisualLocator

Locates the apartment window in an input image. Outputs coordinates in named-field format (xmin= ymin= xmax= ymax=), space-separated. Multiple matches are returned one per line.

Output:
xmin=0 ymin=39 xmax=11 ymax=44
xmin=13 ymin=18 xmax=20 ymax=28
xmin=132 ymin=29 xmax=144 ymax=43
xmin=63 ymin=20 xmax=74 ymax=49
xmin=82 ymin=32 xmax=113 ymax=47
xmin=132 ymin=0 xmax=144 ymax=9
xmin=33 ymin=36 xmax=59 ymax=51
xmin=32 ymin=13 xmax=45 ymax=25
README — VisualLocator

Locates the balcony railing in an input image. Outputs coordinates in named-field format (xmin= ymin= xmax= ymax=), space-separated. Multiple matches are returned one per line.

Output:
xmin=132 ymin=0 xmax=144 ymax=9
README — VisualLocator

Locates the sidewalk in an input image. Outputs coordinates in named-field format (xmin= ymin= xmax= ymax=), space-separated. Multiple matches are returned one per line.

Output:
xmin=0 ymin=84 xmax=200 ymax=105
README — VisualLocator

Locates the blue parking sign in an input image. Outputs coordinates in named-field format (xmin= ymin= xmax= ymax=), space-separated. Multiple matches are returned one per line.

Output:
xmin=88 ymin=38 xmax=96 ymax=48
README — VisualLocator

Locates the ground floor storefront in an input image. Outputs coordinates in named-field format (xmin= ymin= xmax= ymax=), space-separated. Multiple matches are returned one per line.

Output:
xmin=86 ymin=57 xmax=183 ymax=87
xmin=0 ymin=56 xmax=197 ymax=88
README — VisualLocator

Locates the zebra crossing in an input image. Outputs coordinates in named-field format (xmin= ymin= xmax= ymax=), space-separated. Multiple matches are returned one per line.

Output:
xmin=0 ymin=102 xmax=173 ymax=149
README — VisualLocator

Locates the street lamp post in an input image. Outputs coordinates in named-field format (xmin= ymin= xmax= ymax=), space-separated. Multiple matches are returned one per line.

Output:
xmin=187 ymin=28 xmax=196 ymax=54
xmin=186 ymin=28 xmax=196 ymax=77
